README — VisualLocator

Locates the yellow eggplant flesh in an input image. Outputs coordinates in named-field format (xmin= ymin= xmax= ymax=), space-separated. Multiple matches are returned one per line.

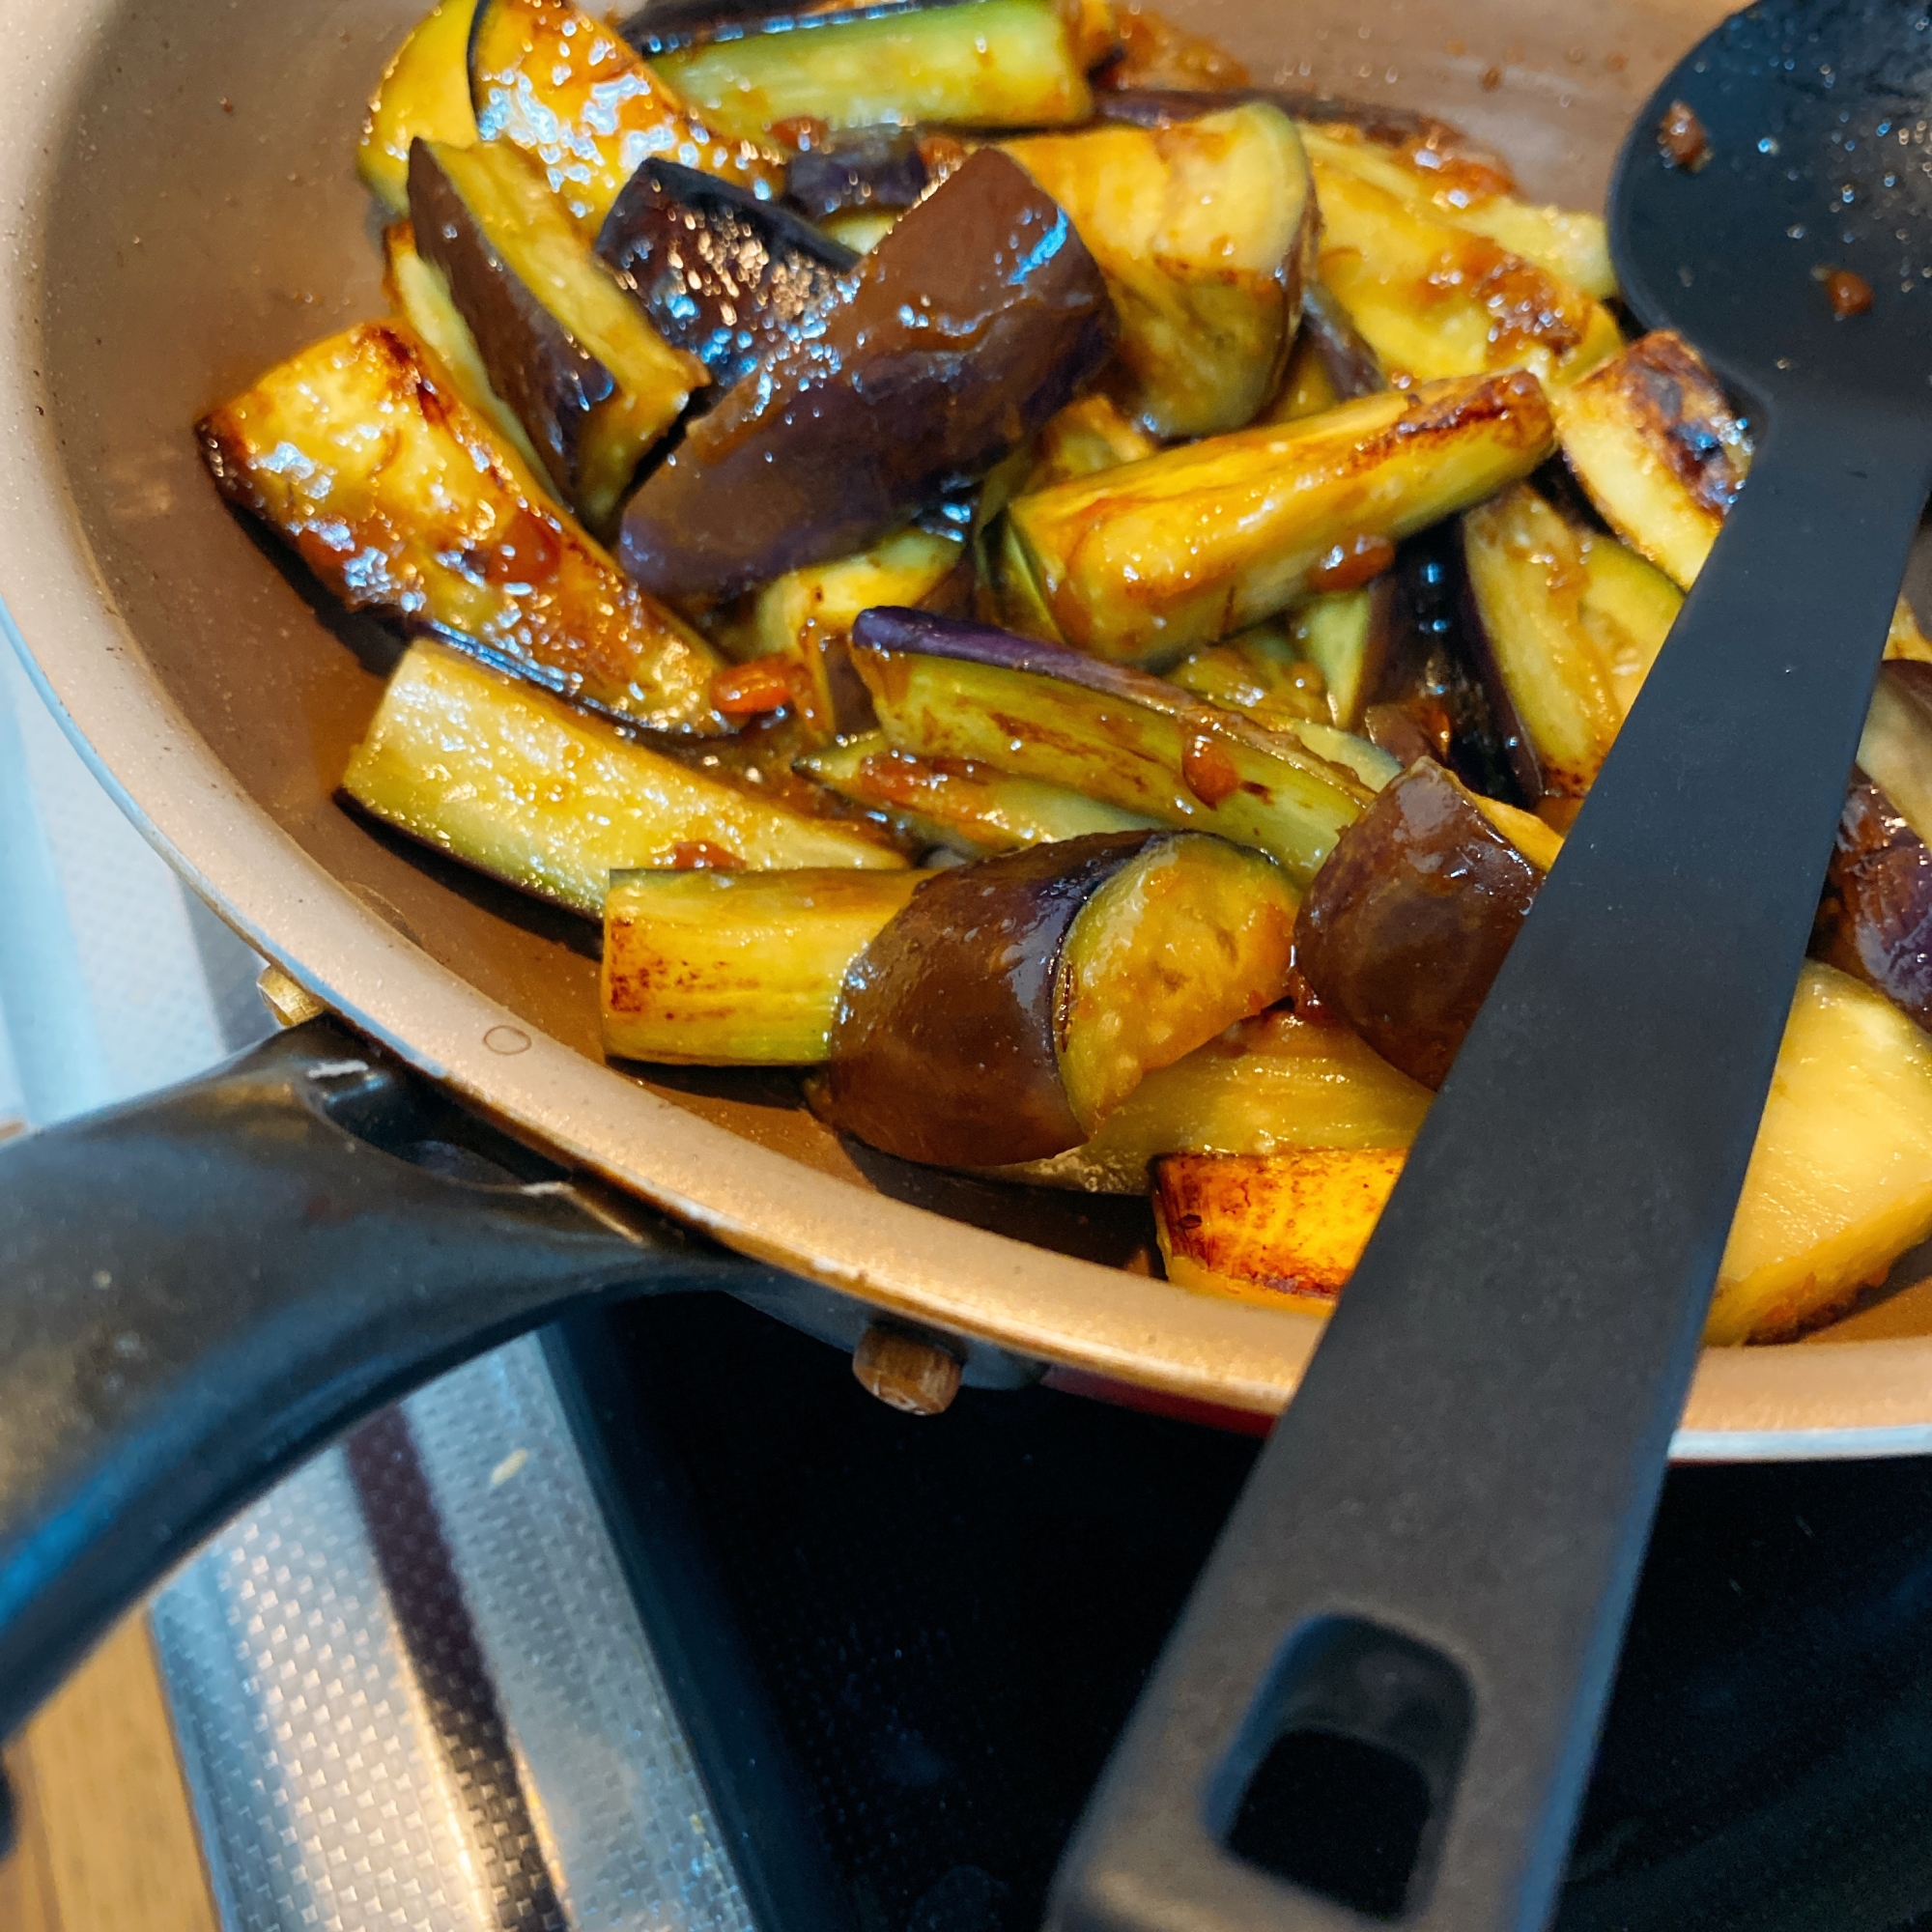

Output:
xmin=1291 ymin=584 xmax=1386 ymax=730
xmin=602 ymin=867 xmax=923 ymax=1064
xmin=1296 ymin=120 xmax=1614 ymax=299
xmin=469 ymin=0 xmax=783 ymax=234
xmin=1003 ymin=102 xmax=1319 ymax=439
xmin=1577 ymin=529 xmax=1683 ymax=718
xmin=1266 ymin=332 xmax=1342 ymax=423
xmin=1005 ymin=373 xmax=1555 ymax=666
xmin=1154 ymin=1149 xmax=1407 ymax=1304
xmin=651 ymin=0 xmax=1093 ymax=142
xmin=799 ymin=733 xmax=1158 ymax=854
xmin=1025 ymin=393 xmax=1160 ymax=492
xmin=344 ymin=642 xmax=905 ymax=917
xmin=1310 ymin=156 xmax=1620 ymax=391
xmin=359 ymin=0 xmax=480 ymax=216
xmin=197 ymin=323 xmax=724 ymax=734
xmin=410 ymin=138 xmax=703 ymax=533
xmin=850 ymin=609 xmax=1378 ymax=887
xmin=1167 ymin=624 xmax=1332 ymax=732
xmin=988 ymin=1009 xmax=1431 ymax=1192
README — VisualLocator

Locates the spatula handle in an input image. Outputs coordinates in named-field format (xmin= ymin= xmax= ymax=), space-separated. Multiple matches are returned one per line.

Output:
xmin=1047 ymin=397 xmax=1932 ymax=1932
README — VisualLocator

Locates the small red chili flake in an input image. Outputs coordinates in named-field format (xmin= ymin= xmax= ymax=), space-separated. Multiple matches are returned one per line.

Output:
xmin=1822 ymin=267 xmax=1874 ymax=319
xmin=1308 ymin=532 xmax=1397 ymax=593
xmin=1657 ymin=99 xmax=1711 ymax=172
xmin=710 ymin=662 xmax=797 ymax=720
xmin=1180 ymin=731 xmax=1240 ymax=809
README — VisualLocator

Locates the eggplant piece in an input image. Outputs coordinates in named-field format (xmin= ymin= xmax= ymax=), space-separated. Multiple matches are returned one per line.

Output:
xmin=410 ymin=139 xmax=704 ymax=533
xmin=1710 ymin=963 xmax=1932 ymax=1343
xmin=987 ymin=1008 xmax=1431 ymax=1192
xmin=1092 ymin=8 xmax=1249 ymax=93
xmin=1004 ymin=372 xmax=1555 ymax=665
xmin=1263 ymin=284 xmax=1384 ymax=424
xmin=1167 ymin=624 xmax=1331 ymax=733
xmin=1858 ymin=661 xmax=1932 ymax=852
xmin=800 ymin=732 xmax=1158 ymax=852
xmin=1291 ymin=583 xmax=1390 ymax=731
xmin=1295 ymin=120 xmax=1614 ymax=299
xmin=469 ymin=0 xmax=784 ymax=235
xmin=197 ymin=324 xmax=724 ymax=733
xmin=360 ymin=0 xmax=480 ymax=217
xmin=1310 ymin=156 xmax=1621 ymax=391
xmin=649 ymin=0 xmax=1092 ymax=142
xmin=344 ymin=642 xmax=904 ymax=916
xmin=602 ymin=867 xmax=923 ymax=1063
xmin=781 ymin=125 xmax=930 ymax=220
xmin=1813 ymin=779 xmax=1932 ymax=1033
xmin=594 ymin=157 xmax=855 ymax=403
xmin=1026 ymin=392 xmax=1158 ymax=491
xmin=619 ymin=150 xmax=1117 ymax=602
xmin=1153 ymin=1149 xmax=1407 ymax=1304
xmin=821 ymin=830 xmax=1297 ymax=1165
xmin=622 ymin=0 xmax=971 ymax=58
xmin=1291 ymin=757 xmax=1554 ymax=1088
xmin=383 ymin=219 xmax=552 ymax=482
xmin=848 ymin=607 xmax=1379 ymax=884
xmin=1003 ymin=102 xmax=1318 ymax=438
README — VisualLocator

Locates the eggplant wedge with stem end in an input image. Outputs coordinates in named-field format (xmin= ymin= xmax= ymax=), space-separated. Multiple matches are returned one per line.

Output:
xmin=1002 ymin=102 xmax=1319 ymax=439
xmin=360 ymin=0 xmax=480 ymax=216
xmin=619 ymin=149 xmax=1118 ymax=603
xmin=469 ymin=0 xmax=784 ymax=234
xmin=602 ymin=867 xmax=924 ymax=1064
xmin=1004 ymin=371 xmax=1555 ymax=666
xmin=344 ymin=642 xmax=905 ymax=918
xmin=410 ymin=138 xmax=705 ymax=534
xmin=821 ymin=830 xmax=1297 ymax=1167
xmin=849 ymin=607 xmax=1381 ymax=887
xmin=649 ymin=0 xmax=1093 ymax=143
xmin=197 ymin=323 xmax=725 ymax=734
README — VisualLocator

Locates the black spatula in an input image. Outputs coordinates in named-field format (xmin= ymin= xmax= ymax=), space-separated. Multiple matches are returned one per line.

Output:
xmin=1049 ymin=5 xmax=1932 ymax=1929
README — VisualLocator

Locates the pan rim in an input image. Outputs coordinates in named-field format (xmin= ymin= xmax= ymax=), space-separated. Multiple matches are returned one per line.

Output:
xmin=1 ymin=0 xmax=1925 ymax=1461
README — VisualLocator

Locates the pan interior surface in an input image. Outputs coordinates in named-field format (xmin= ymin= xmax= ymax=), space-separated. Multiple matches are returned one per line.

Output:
xmin=8 ymin=0 xmax=1925 ymax=1447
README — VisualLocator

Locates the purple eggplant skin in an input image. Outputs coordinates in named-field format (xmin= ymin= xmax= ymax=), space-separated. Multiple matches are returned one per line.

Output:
xmin=620 ymin=0 xmax=966 ymax=59
xmin=783 ymin=126 xmax=929 ymax=220
xmin=1300 ymin=282 xmax=1383 ymax=403
xmin=619 ymin=149 xmax=1118 ymax=602
xmin=596 ymin=158 xmax=855 ymax=400
xmin=1813 ymin=777 xmax=1932 ymax=1032
xmin=1293 ymin=758 xmax=1542 ymax=1089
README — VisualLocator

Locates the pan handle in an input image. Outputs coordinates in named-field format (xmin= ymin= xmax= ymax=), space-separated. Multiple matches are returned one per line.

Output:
xmin=0 ymin=1014 xmax=772 ymax=1742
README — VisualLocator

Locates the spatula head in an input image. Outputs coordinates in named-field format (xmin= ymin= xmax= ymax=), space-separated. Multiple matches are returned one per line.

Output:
xmin=1612 ymin=0 xmax=1932 ymax=412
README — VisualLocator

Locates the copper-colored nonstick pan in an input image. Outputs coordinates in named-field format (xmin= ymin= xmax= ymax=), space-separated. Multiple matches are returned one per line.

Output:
xmin=0 ymin=0 xmax=1929 ymax=1888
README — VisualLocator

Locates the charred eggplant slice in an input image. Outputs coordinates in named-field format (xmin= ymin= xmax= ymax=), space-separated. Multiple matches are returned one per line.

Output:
xmin=1292 ymin=757 xmax=1557 ymax=1087
xmin=469 ymin=0 xmax=783 ymax=234
xmin=197 ymin=323 xmax=724 ymax=733
xmin=620 ymin=150 xmax=1117 ymax=601
xmin=649 ymin=0 xmax=1092 ymax=142
xmin=360 ymin=0 xmax=480 ymax=216
xmin=346 ymin=642 xmax=904 ymax=915
xmin=602 ymin=867 xmax=924 ymax=1063
xmin=849 ymin=607 xmax=1379 ymax=885
xmin=595 ymin=157 xmax=856 ymax=399
xmin=822 ymin=830 xmax=1297 ymax=1166
xmin=1003 ymin=101 xmax=1318 ymax=438
xmin=1005 ymin=373 xmax=1555 ymax=665
xmin=411 ymin=139 xmax=704 ymax=532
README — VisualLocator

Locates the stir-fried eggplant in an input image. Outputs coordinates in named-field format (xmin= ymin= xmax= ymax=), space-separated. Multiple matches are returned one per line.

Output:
xmin=620 ymin=150 xmax=1117 ymax=601
xmin=596 ymin=158 xmax=856 ymax=398
xmin=1093 ymin=5 xmax=1249 ymax=92
xmin=1289 ymin=583 xmax=1391 ymax=730
xmin=197 ymin=324 xmax=725 ymax=733
xmin=1003 ymin=102 xmax=1318 ymax=438
xmin=1026 ymin=393 xmax=1159 ymax=490
xmin=1310 ymin=156 xmax=1621 ymax=391
xmin=821 ymin=830 xmax=1297 ymax=1165
xmin=1292 ymin=757 xmax=1557 ymax=1087
xmin=469 ymin=0 xmax=784 ymax=234
xmin=1005 ymin=373 xmax=1555 ymax=665
xmin=623 ymin=0 xmax=971 ymax=58
xmin=383 ymin=220 xmax=551 ymax=479
xmin=801 ymin=732 xmax=1158 ymax=852
xmin=1856 ymin=662 xmax=1932 ymax=854
xmin=1167 ymin=624 xmax=1331 ymax=732
xmin=602 ymin=867 xmax=924 ymax=1063
xmin=346 ymin=642 xmax=903 ymax=916
xmin=781 ymin=125 xmax=931 ymax=220
xmin=988 ymin=1008 xmax=1431 ymax=1191
xmin=850 ymin=607 xmax=1381 ymax=885
xmin=650 ymin=0 xmax=1093 ymax=142
xmin=360 ymin=0 xmax=480 ymax=215
xmin=1154 ymin=1148 xmax=1406 ymax=1303
xmin=410 ymin=139 xmax=704 ymax=532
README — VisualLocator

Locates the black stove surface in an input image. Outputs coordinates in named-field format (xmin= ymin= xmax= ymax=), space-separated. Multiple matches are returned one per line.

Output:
xmin=552 ymin=1295 xmax=1932 ymax=1932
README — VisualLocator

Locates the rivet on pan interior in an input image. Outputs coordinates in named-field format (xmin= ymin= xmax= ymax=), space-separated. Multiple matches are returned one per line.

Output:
xmin=853 ymin=1324 xmax=963 ymax=1417
xmin=483 ymin=1026 xmax=532 ymax=1056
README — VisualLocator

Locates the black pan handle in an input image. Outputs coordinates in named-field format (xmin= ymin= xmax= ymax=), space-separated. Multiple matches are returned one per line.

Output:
xmin=0 ymin=1014 xmax=774 ymax=1742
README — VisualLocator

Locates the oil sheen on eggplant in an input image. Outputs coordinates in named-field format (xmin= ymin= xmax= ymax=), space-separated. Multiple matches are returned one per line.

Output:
xmin=618 ymin=149 xmax=1117 ymax=601
xmin=596 ymin=158 xmax=856 ymax=400
xmin=822 ymin=830 xmax=1296 ymax=1167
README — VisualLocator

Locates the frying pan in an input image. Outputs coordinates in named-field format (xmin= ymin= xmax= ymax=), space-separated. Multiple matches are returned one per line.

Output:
xmin=2 ymin=0 xmax=1930 ymax=1757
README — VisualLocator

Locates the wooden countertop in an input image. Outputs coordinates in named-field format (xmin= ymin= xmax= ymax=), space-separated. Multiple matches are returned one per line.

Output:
xmin=0 ymin=1613 xmax=218 ymax=1932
